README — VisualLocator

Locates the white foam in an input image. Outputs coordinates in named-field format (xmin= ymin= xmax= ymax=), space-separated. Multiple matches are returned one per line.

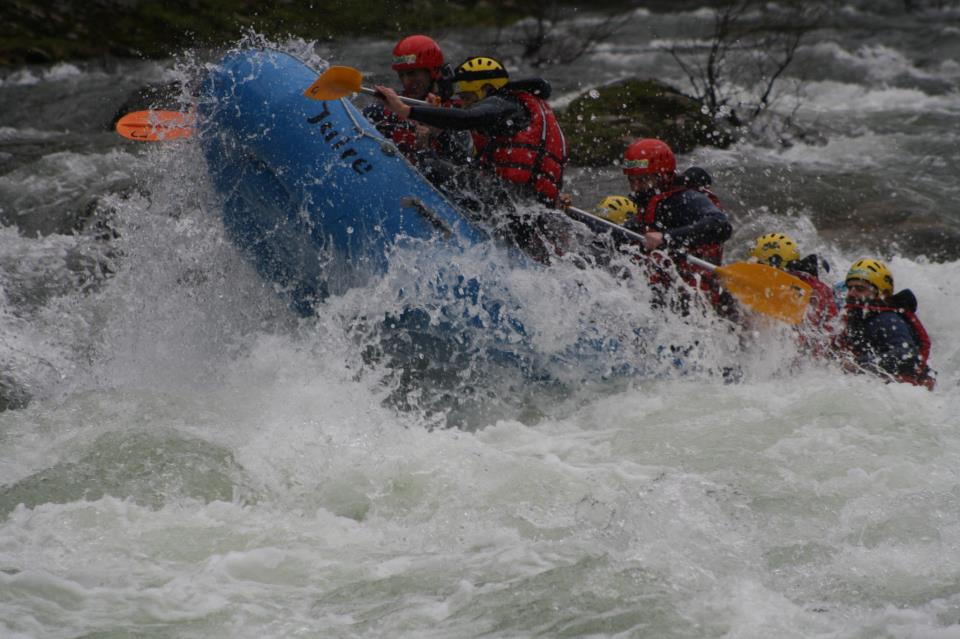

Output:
xmin=807 ymin=42 xmax=944 ymax=83
xmin=0 ymin=127 xmax=62 ymax=142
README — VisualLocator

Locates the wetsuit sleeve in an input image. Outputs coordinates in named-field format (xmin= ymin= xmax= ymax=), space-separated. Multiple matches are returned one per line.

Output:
xmin=859 ymin=312 xmax=920 ymax=376
xmin=662 ymin=190 xmax=732 ymax=250
xmin=407 ymin=96 xmax=525 ymax=131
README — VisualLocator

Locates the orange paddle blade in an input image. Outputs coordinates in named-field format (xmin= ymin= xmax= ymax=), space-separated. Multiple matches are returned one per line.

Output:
xmin=303 ymin=66 xmax=363 ymax=100
xmin=714 ymin=262 xmax=813 ymax=324
xmin=115 ymin=110 xmax=194 ymax=141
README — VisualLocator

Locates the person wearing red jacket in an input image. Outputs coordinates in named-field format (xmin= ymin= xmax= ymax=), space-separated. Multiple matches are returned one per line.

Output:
xmin=749 ymin=232 xmax=839 ymax=355
xmin=749 ymin=233 xmax=839 ymax=330
xmin=376 ymin=55 xmax=567 ymax=206
xmin=375 ymin=56 xmax=569 ymax=262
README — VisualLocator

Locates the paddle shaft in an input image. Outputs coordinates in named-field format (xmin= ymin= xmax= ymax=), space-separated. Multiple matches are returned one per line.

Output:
xmin=566 ymin=205 xmax=814 ymax=324
xmin=566 ymin=205 xmax=720 ymax=271
xmin=358 ymin=86 xmax=429 ymax=107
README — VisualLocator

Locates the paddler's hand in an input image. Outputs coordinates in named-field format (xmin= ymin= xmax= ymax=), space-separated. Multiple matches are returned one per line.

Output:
xmin=643 ymin=231 xmax=664 ymax=251
xmin=374 ymin=85 xmax=411 ymax=119
xmin=557 ymin=192 xmax=574 ymax=209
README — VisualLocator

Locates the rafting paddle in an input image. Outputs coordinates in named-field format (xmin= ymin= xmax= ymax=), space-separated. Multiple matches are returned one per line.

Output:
xmin=115 ymin=110 xmax=194 ymax=141
xmin=303 ymin=66 xmax=428 ymax=105
xmin=565 ymin=205 xmax=812 ymax=324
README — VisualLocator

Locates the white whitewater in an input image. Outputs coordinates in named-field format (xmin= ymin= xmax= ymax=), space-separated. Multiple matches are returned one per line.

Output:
xmin=2 ymin=5 xmax=960 ymax=637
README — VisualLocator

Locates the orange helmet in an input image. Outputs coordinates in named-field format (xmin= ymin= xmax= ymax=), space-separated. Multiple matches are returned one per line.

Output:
xmin=392 ymin=35 xmax=445 ymax=79
xmin=623 ymin=138 xmax=676 ymax=176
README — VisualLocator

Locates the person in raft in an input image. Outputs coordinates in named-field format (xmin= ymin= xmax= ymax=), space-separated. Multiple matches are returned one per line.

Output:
xmin=748 ymin=232 xmax=839 ymax=352
xmin=833 ymin=258 xmax=935 ymax=389
xmin=374 ymin=56 xmax=570 ymax=262
xmin=616 ymin=138 xmax=733 ymax=315
xmin=375 ymin=55 xmax=566 ymax=205
xmin=361 ymin=35 xmax=471 ymax=173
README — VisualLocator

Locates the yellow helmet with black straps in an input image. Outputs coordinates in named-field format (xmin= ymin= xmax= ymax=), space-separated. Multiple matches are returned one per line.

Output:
xmin=453 ymin=56 xmax=509 ymax=96
xmin=846 ymin=258 xmax=894 ymax=296
xmin=750 ymin=232 xmax=800 ymax=268
xmin=594 ymin=195 xmax=637 ymax=225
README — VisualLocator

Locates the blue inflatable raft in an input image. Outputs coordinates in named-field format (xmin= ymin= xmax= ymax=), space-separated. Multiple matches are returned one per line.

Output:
xmin=199 ymin=48 xmax=496 ymax=315
xmin=196 ymin=49 xmax=673 ymax=402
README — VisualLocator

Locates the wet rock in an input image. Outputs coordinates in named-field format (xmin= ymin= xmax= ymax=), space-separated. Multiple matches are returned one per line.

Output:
xmin=557 ymin=78 xmax=735 ymax=167
xmin=0 ymin=430 xmax=249 ymax=516
xmin=0 ymin=376 xmax=30 ymax=412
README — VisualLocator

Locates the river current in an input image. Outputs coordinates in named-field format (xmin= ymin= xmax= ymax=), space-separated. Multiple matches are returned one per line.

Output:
xmin=2 ymin=4 xmax=960 ymax=638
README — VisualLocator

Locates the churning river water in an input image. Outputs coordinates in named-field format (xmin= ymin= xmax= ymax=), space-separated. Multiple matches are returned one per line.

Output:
xmin=1 ymin=3 xmax=960 ymax=637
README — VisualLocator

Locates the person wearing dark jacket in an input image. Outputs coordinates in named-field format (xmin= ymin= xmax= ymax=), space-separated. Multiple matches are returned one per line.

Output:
xmin=835 ymin=258 xmax=935 ymax=389
xmin=620 ymin=139 xmax=731 ymax=264
xmin=615 ymin=138 xmax=732 ymax=315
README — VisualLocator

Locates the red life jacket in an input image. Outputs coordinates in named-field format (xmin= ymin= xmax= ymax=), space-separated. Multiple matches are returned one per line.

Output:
xmin=472 ymin=91 xmax=567 ymax=205
xmin=376 ymin=99 xmax=454 ymax=161
xmin=791 ymin=271 xmax=839 ymax=329
xmin=635 ymin=185 xmax=726 ymax=265
xmin=783 ymin=270 xmax=839 ymax=359
xmin=838 ymin=301 xmax=935 ymax=390
xmin=374 ymin=108 xmax=420 ymax=157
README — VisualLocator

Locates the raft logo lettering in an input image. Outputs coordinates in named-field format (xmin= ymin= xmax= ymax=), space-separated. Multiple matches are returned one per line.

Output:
xmin=307 ymin=103 xmax=374 ymax=175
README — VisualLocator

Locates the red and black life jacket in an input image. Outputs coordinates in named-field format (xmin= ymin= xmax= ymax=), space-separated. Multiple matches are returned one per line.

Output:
xmin=838 ymin=300 xmax=935 ymax=390
xmin=472 ymin=91 xmax=567 ymax=205
xmin=374 ymin=108 xmax=419 ymax=157
xmin=376 ymin=99 xmax=454 ymax=161
xmin=791 ymin=270 xmax=839 ymax=330
xmin=782 ymin=270 xmax=839 ymax=358
xmin=634 ymin=185 xmax=726 ymax=265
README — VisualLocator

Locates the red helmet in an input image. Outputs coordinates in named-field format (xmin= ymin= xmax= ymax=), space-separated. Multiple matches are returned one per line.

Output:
xmin=623 ymin=138 xmax=676 ymax=176
xmin=392 ymin=35 xmax=445 ymax=79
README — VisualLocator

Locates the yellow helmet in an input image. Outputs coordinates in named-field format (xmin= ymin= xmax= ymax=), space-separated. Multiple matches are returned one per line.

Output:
xmin=846 ymin=258 xmax=894 ymax=296
xmin=594 ymin=195 xmax=637 ymax=225
xmin=453 ymin=56 xmax=508 ymax=96
xmin=750 ymin=232 xmax=801 ymax=267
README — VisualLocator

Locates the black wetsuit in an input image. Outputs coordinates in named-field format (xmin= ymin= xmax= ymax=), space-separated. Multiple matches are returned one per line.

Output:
xmin=405 ymin=79 xmax=551 ymax=137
